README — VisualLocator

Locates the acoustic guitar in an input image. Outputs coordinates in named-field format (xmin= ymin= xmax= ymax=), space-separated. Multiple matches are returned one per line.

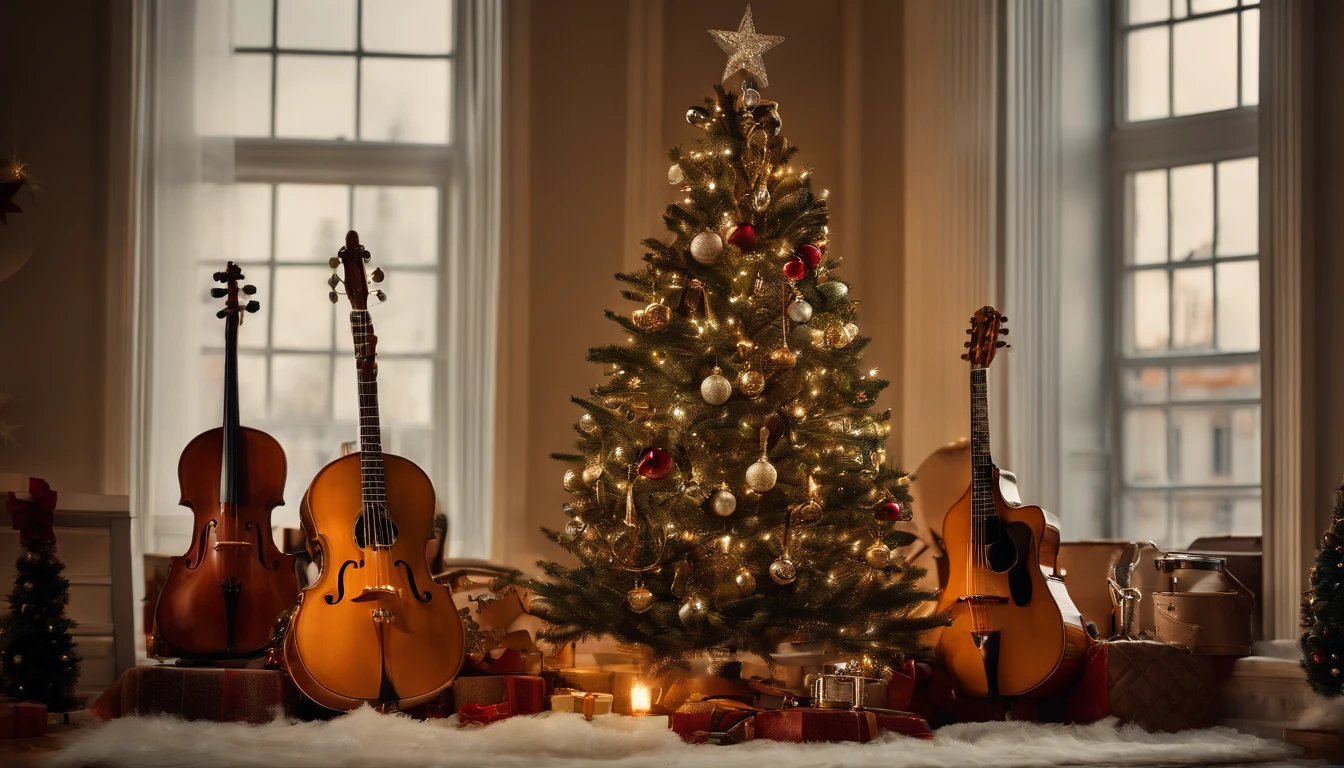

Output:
xmin=935 ymin=306 xmax=1089 ymax=699
xmin=284 ymin=231 xmax=465 ymax=711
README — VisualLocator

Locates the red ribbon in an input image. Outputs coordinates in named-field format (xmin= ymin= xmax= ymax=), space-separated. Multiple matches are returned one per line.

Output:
xmin=457 ymin=701 xmax=515 ymax=726
xmin=7 ymin=477 xmax=56 ymax=543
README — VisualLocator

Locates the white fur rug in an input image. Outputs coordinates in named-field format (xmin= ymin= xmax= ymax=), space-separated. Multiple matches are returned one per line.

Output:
xmin=50 ymin=708 xmax=1300 ymax=768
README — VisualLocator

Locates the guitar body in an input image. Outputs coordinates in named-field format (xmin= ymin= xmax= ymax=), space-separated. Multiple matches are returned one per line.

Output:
xmin=936 ymin=467 xmax=1088 ymax=699
xmin=286 ymin=452 xmax=465 ymax=711
xmin=155 ymin=427 xmax=297 ymax=658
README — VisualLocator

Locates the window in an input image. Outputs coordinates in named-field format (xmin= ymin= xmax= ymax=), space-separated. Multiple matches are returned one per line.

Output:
xmin=1114 ymin=0 xmax=1260 ymax=548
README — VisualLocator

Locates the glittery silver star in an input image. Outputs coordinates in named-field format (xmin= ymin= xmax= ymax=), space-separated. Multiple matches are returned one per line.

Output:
xmin=709 ymin=6 xmax=784 ymax=88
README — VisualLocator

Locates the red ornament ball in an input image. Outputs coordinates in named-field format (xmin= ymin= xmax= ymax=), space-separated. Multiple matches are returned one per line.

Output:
xmin=728 ymin=223 xmax=757 ymax=252
xmin=782 ymin=256 xmax=807 ymax=281
xmin=1314 ymin=651 xmax=1328 ymax=665
xmin=797 ymin=244 xmax=822 ymax=270
xmin=874 ymin=501 xmax=903 ymax=521
xmin=637 ymin=447 xmax=674 ymax=479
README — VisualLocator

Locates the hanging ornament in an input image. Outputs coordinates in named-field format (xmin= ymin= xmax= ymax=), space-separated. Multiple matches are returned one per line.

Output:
xmin=564 ymin=518 xmax=587 ymax=537
xmin=579 ymin=413 xmax=598 ymax=434
xmin=769 ymin=557 xmax=797 ymax=585
xmin=633 ymin=302 xmax=673 ymax=332
xmin=627 ymin=581 xmax=655 ymax=614
xmin=794 ymin=475 xmax=823 ymax=524
xmin=825 ymin=324 xmax=853 ymax=349
xmin=742 ymin=87 xmax=761 ymax=109
xmin=682 ymin=479 xmax=707 ymax=502
xmin=844 ymin=322 xmax=860 ymax=340
xmin=679 ymin=594 xmax=709 ymax=625
xmin=701 ymin=365 xmax=733 ymax=405
xmin=686 ymin=106 xmax=713 ymax=129
xmin=745 ymin=425 xmax=778 ymax=493
xmin=796 ymin=244 xmax=823 ymax=271
xmin=671 ymin=561 xmax=692 ymax=596
xmin=752 ymin=181 xmax=771 ymax=212
xmin=637 ymin=447 xmax=673 ymax=480
xmin=623 ymin=469 xmax=638 ymax=527
xmin=734 ymin=569 xmax=757 ymax=596
xmin=668 ymin=164 xmax=685 ymax=185
xmin=768 ymin=345 xmax=796 ymax=370
xmin=563 ymin=468 xmax=583 ymax=492
xmin=738 ymin=367 xmax=766 ymax=398
xmin=711 ymin=485 xmax=737 ymax=517
xmin=690 ymin=229 xmax=724 ymax=265
xmin=874 ymin=500 xmax=903 ymax=521
xmin=1314 ymin=651 xmax=1327 ymax=665
xmin=782 ymin=256 xmax=806 ymax=281
xmin=727 ymin=223 xmax=757 ymax=252
xmin=582 ymin=462 xmax=603 ymax=485
xmin=865 ymin=542 xmax=892 ymax=569
xmin=818 ymin=280 xmax=849 ymax=305
xmin=787 ymin=297 xmax=813 ymax=324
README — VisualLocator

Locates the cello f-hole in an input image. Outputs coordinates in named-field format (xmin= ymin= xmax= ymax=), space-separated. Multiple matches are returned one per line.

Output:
xmin=245 ymin=521 xmax=281 ymax=570
xmin=393 ymin=559 xmax=433 ymax=603
xmin=185 ymin=519 xmax=217 ymax=570
xmin=325 ymin=559 xmax=361 ymax=605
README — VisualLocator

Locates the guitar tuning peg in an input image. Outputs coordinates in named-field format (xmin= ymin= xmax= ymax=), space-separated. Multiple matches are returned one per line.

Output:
xmin=242 ymin=284 xmax=257 ymax=295
xmin=363 ymin=251 xmax=372 ymax=262
xmin=245 ymin=300 xmax=260 ymax=313
xmin=1000 ymin=316 xmax=1008 ymax=323
xmin=965 ymin=328 xmax=973 ymax=334
xmin=216 ymin=308 xmax=228 ymax=319
xmin=963 ymin=341 xmax=971 ymax=348
xmin=327 ymin=274 xmax=341 ymax=288
xmin=960 ymin=354 xmax=969 ymax=361
xmin=213 ymin=271 xmax=228 ymax=282
xmin=210 ymin=288 xmax=227 ymax=298
xmin=374 ymin=289 xmax=387 ymax=302
xmin=371 ymin=267 xmax=384 ymax=283
xmin=329 ymin=257 xmax=341 ymax=269
xmin=329 ymin=291 xmax=339 ymax=304
xmin=1000 ymin=328 xmax=1009 ymax=335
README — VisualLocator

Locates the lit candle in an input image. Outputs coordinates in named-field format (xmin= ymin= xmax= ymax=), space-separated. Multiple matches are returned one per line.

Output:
xmin=630 ymin=684 xmax=651 ymax=716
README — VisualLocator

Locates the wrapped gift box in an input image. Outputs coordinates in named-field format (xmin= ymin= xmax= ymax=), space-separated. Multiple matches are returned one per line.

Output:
xmin=556 ymin=666 xmax=753 ymax=715
xmin=453 ymin=675 xmax=546 ymax=715
xmin=0 ymin=700 xmax=47 ymax=739
xmin=671 ymin=698 xmax=758 ymax=744
xmin=92 ymin=666 xmax=296 ymax=723
xmin=754 ymin=708 xmax=879 ymax=743
xmin=1065 ymin=640 xmax=1218 ymax=732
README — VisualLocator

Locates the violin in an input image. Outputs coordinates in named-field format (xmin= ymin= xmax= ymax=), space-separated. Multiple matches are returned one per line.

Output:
xmin=153 ymin=263 xmax=298 ymax=659
xmin=284 ymin=231 xmax=464 ymax=711
xmin=934 ymin=307 xmax=1090 ymax=699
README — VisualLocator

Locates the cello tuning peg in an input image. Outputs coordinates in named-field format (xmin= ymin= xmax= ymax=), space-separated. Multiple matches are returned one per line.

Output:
xmin=327 ymin=274 xmax=341 ymax=288
xmin=329 ymin=256 xmax=341 ymax=269
xmin=210 ymin=287 xmax=227 ymax=298
xmin=374 ymin=289 xmax=387 ymax=302
xmin=329 ymin=291 xmax=339 ymax=304
xmin=965 ymin=328 xmax=973 ymax=334
xmin=371 ymin=267 xmax=384 ymax=283
xmin=363 ymin=251 xmax=372 ymax=262
xmin=963 ymin=341 xmax=972 ymax=348
xmin=213 ymin=271 xmax=228 ymax=282
xmin=245 ymin=300 xmax=260 ymax=313
xmin=1000 ymin=328 xmax=1009 ymax=335
xmin=216 ymin=308 xmax=228 ymax=319
xmin=242 ymin=284 xmax=257 ymax=295
xmin=1000 ymin=316 xmax=1008 ymax=322
xmin=996 ymin=341 xmax=1009 ymax=348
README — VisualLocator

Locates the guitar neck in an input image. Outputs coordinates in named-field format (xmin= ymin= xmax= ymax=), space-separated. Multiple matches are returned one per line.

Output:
xmin=220 ymin=311 xmax=241 ymax=505
xmin=970 ymin=367 xmax=993 ymax=521
xmin=351 ymin=310 xmax=386 ymax=513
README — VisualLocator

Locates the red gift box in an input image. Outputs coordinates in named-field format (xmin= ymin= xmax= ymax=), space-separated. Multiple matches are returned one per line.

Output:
xmin=93 ymin=666 xmax=295 ymax=724
xmin=671 ymin=699 xmax=758 ymax=744
xmin=453 ymin=674 xmax=546 ymax=714
xmin=0 ymin=700 xmax=47 ymax=739
xmin=754 ymin=708 xmax=879 ymax=743
xmin=458 ymin=701 xmax=516 ymax=726
xmin=869 ymin=708 xmax=933 ymax=740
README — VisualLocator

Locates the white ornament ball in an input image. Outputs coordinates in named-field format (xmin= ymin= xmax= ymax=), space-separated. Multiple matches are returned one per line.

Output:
xmin=668 ymin=164 xmax=685 ymax=185
xmin=690 ymin=230 xmax=724 ymax=265
xmin=787 ymin=298 xmax=813 ymax=324
xmin=700 ymin=367 xmax=732 ymax=405
xmin=844 ymin=322 xmax=860 ymax=340
xmin=746 ymin=458 xmax=777 ymax=493
xmin=579 ymin=413 xmax=598 ymax=433
xmin=711 ymin=488 xmax=737 ymax=517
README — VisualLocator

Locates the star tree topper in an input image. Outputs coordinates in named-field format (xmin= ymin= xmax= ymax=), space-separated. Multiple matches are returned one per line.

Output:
xmin=709 ymin=6 xmax=785 ymax=88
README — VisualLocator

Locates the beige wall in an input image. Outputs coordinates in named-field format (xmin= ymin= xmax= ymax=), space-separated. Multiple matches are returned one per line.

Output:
xmin=1313 ymin=0 xmax=1344 ymax=535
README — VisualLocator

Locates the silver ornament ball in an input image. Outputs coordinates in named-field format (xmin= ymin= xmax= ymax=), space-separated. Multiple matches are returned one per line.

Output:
xmin=690 ymin=230 xmax=724 ymax=265
xmin=668 ymin=164 xmax=685 ymax=185
xmin=711 ymin=488 xmax=738 ymax=517
xmin=564 ymin=518 xmax=587 ymax=537
xmin=746 ymin=458 xmax=777 ymax=493
xmin=701 ymin=367 xmax=732 ymax=405
xmin=579 ymin=413 xmax=598 ymax=433
xmin=787 ymin=298 xmax=813 ymax=324
xmin=743 ymin=88 xmax=761 ymax=108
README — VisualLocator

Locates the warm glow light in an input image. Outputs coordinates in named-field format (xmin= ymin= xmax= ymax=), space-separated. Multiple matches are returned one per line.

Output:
xmin=631 ymin=684 xmax=652 ymax=715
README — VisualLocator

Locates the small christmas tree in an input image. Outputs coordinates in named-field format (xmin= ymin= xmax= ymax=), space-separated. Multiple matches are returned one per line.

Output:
xmin=2 ymin=478 xmax=81 ymax=710
xmin=1302 ymin=480 xmax=1344 ymax=696
xmin=523 ymin=7 xmax=944 ymax=676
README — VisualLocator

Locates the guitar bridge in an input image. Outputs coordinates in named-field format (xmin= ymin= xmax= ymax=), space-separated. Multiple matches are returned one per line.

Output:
xmin=955 ymin=594 xmax=1010 ymax=604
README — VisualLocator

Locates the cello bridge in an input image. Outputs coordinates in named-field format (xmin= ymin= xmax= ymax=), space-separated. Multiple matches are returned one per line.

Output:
xmin=351 ymin=585 xmax=400 ymax=603
xmin=212 ymin=541 xmax=254 ymax=551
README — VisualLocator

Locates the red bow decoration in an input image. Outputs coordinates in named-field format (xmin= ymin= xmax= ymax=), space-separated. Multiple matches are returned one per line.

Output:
xmin=457 ymin=701 xmax=516 ymax=727
xmin=7 ymin=477 xmax=57 ymax=543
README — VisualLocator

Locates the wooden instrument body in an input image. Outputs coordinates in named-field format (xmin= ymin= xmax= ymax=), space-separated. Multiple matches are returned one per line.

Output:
xmin=286 ymin=452 xmax=464 ymax=711
xmin=936 ymin=466 xmax=1088 ymax=699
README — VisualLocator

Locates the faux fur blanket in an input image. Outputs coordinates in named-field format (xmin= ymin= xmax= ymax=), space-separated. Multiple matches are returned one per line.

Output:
xmin=50 ymin=708 xmax=1298 ymax=768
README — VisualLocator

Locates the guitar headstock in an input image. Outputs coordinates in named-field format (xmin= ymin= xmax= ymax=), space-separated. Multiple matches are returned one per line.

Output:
xmin=210 ymin=262 xmax=259 ymax=321
xmin=961 ymin=306 xmax=1010 ymax=368
xmin=327 ymin=230 xmax=385 ymax=311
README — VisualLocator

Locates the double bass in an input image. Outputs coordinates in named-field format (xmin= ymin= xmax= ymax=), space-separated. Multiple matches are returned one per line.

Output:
xmin=935 ymin=307 xmax=1089 ymax=699
xmin=285 ymin=231 xmax=464 ymax=711
xmin=154 ymin=263 xmax=298 ymax=659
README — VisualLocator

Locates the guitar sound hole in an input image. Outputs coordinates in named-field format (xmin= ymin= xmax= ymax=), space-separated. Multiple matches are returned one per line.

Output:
xmin=986 ymin=535 xmax=1018 ymax=573
xmin=353 ymin=510 xmax=399 ymax=549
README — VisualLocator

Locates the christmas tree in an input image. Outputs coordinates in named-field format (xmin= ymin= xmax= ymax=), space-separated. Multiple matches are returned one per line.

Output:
xmin=1302 ymin=480 xmax=1344 ymax=696
xmin=524 ymin=7 xmax=944 ymax=676
xmin=2 ymin=478 xmax=81 ymax=710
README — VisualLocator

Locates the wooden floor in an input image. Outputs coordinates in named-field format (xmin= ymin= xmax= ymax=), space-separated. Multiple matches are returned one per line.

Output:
xmin=0 ymin=710 xmax=95 ymax=768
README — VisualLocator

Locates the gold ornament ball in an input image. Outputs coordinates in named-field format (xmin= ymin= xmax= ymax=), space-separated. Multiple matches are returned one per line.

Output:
xmin=11 ymin=654 xmax=21 ymax=664
xmin=746 ymin=457 xmax=778 ymax=493
xmin=564 ymin=518 xmax=587 ymax=537
xmin=579 ymin=413 xmax=598 ymax=433
xmin=635 ymin=303 xmax=672 ymax=332
xmin=865 ymin=542 xmax=892 ymax=569
xmin=769 ymin=558 xmax=797 ymax=585
xmin=768 ymin=346 xmax=797 ymax=370
xmin=701 ymin=367 xmax=733 ymax=405
xmin=795 ymin=499 xmax=823 ymax=524
xmin=734 ymin=569 xmax=756 ymax=596
xmin=627 ymin=584 xmax=655 ymax=614
xmin=825 ymin=325 xmax=852 ymax=349
xmin=582 ymin=464 xmax=603 ymax=485
xmin=711 ymin=488 xmax=737 ymax=517
xmin=738 ymin=369 xmax=766 ymax=397
xmin=679 ymin=594 xmax=709 ymax=625
xmin=563 ymin=468 xmax=583 ymax=492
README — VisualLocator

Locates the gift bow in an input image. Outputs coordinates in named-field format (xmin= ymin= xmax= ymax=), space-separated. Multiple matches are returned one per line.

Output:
xmin=7 ymin=477 xmax=56 ymax=543
xmin=457 ymin=701 xmax=515 ymax=726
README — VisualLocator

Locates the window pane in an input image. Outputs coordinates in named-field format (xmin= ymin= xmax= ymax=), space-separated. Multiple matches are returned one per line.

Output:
xmin=1242 ymin=9 xmax=1260 ymax=106
xmin=360 ymin=59 xmax=451 ymax=144
xmin=1172 ymin=266 xmax=1214 ymax=348
xmin=271 ymin=354 xmax=332 ymax=420
xmin=1132 ymin=270 xmax=1170 ymax=352
xmin=333 ymin=357 xmax=357 ymax=421
xmin=371 ymin=270 xmax=438 ymax=354
xmin=1128 ymin=0 xmax=1169 ymax=24
xmin=1217 ymin=158 xmax=1258 ymax=256
xmin=1127 ymin=27 xmax=1170 ymax=121
xmin=1173 ymin=14 xmax=1239 ymax=116
xmin=353 ymin=187 xmax=440 ymax=266
xmin=235 ymin=184 xmax=274 ymax=263
xmin=198 ymin=266 xmax=271 ymax=351
xmin=1132 ymin=170 xmax=1168 ymax=265
xmin=276 ymin=184 xmax=349 ymax=263
xmin=275 ymin=55 xmax=356 ymax=140
xmin=1190 ymin=0 xmax=1235 ymax=12
xmin=200 ymin=352 xmax=267 ymax=426
xmin=1217 ymin=260 xmax=1259 ymax=352
xmin=234 ymin=54 xmax=273 ymax=138
xmin=277 ymin=0 xmax=356 ymax=51
xmin=1171 ymin=404 xmax=1260 ymax=485
xmin=1173 ymin=492 xmax=1260 ymax=546
xmin=1124 ymin=408 xmax=1169 ymax=485
xmin=1121 ymin=492 xmax=1170 ymax=544
xmin=272 ymin=266 xmax=336 ymax=350
xmin=1171 ymin=164 xmax=1213 ymax=261
xmin=1171 ymin=363 xmax=1259 ymax=401
xmin=1173 ymin=0 xmax=1189 ymax=19
xmin=232 ymin=0 xmax=273 ymax=47
xmin=362 ymin=0 xmax=454 ymax=54
xmin=378 ymin=359 xmax=434 ymax=425
xmin=1124 ymin=367 xmax=1168 ymax=404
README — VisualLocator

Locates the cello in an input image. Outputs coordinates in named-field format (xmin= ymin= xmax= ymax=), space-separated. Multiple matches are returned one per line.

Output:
xmin=935 ymin=307 xmax=1089 ymax=699
xmin=154 ymin=263 xmax=298 ymax=659
xmin=284 ymin=231 xmax=464 ymax=711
